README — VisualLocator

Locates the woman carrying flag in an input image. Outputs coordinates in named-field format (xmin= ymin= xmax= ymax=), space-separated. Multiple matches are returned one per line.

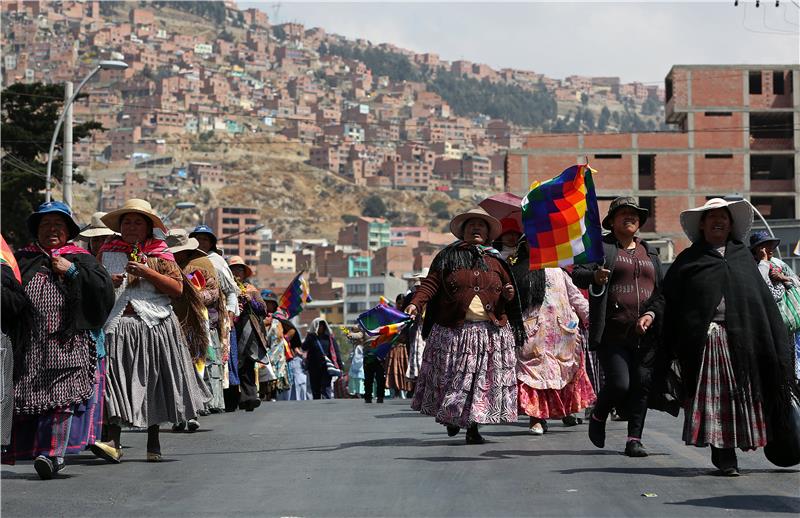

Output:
xmin=405 ymin=208 xmax=524 ymax=444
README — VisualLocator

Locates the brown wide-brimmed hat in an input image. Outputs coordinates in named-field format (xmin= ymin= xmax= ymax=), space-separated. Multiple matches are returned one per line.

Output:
xmin=449 ymin=207 xmax=502 ymax=242
xmin=101 ymin=199 xmax=167 ymax=233
xmin=227 ymin=255 xmax=254 ymax=278
xmin=79 ymin=211 xmax=116 ymax=239
xmin=680 ymin=198 xmax=753 ymax=244
xmin=602 ymin=196 xmax=649 ymax=231
xmin=166 ymin=229 xmax=205 ymax=257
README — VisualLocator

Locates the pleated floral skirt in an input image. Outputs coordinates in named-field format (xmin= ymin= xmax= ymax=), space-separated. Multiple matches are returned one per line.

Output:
xmin=411 ymin=321 xmax=517 ymax=427
xmin=104 ymin=313 xmax=210 ymax=428
xmin=683 ymin=323 xmax=767 ymax=450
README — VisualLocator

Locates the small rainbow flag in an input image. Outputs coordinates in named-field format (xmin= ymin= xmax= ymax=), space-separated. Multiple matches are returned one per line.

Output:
xmin=522 ymin=164 xmax=603 ymax=269
xmin=278 ymin=271 xmax=312 ymax=318
xmin=357 ymin=303 xmax=410 ymax=336
xmin=1 ymin=236 xmax=21 ymax=283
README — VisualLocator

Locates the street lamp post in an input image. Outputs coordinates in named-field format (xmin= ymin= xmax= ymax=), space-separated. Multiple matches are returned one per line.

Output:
xmin=162 ymin=201 xmax=198 ymax=224
xmin=45 ymin=60 xmax=128 ymax=203
xmin=220 ymin=224 xmax=266 ymax=242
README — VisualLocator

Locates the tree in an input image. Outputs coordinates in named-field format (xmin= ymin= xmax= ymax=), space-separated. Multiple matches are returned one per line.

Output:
xmin=641 ymin=97 xmax=659 ymax=116
xmin=1 ymin=83 xmax=103 ymax=246
xmin=361 ymin=195 xmax=387 ymax=218
xmin=598 ymin=106 xmax=611 ymax=131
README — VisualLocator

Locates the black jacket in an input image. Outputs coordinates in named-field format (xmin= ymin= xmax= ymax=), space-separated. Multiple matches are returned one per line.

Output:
xmin=571 ymin=233 xmax=664 ymax=350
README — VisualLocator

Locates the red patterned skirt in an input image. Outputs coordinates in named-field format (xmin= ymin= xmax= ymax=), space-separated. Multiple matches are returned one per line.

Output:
xmin=518 ymin=352 xmax=596 ymax=419
xmin=683 ymin=323 xmax=767 ymax=450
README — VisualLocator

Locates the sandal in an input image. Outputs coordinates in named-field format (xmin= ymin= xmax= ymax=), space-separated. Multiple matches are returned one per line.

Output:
xmin=146 ymin=451 xmax=163 ymax=462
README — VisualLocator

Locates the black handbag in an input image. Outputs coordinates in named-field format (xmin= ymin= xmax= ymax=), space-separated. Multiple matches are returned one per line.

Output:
xmin=764 ymin=394 xmax=800 ymax=468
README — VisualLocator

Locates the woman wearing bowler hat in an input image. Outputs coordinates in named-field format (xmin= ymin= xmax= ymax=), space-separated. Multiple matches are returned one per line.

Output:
xmin=572 ymin=196 xmax=664 ymax=457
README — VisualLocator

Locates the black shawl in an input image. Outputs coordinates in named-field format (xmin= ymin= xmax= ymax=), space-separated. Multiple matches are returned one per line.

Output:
xmin=423 ymin=242 xmax=526 ymax=348
xmin=15 ymin=249 xmax=115 ymax=331
xmin=661 ymin=239 xmax=798 ymax=425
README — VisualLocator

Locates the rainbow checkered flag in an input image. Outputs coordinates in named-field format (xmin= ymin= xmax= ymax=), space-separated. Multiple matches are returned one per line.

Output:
xmin=278 ymin=271 xmax=312 ymax=318
xmin=357 ymin=303 xmax=412 ymax=359
xmin=522 ymin=164 xmax=603 ymax=269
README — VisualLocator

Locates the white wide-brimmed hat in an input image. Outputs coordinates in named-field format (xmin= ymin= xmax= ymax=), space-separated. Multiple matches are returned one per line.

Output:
xmin=101 ymin=199 xmax=167 ymax=233
xmin=79 ymin=212 xmax=116 ymax=238
xmin=679 ymin=198 xmax=753 ymax=244
xmin=165 ymin=228 xmax=204 ymax=256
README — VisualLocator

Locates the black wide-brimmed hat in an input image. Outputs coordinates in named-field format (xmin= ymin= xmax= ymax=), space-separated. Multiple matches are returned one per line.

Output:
xmin=602 ymin=196 xmax=649 ymax=231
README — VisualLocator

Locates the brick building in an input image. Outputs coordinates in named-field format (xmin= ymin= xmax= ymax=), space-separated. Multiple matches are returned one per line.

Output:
xmin=204 ymin=206 xmax=261 ymax=263
xmin=506 ymin=64 xmax=799 ymax=253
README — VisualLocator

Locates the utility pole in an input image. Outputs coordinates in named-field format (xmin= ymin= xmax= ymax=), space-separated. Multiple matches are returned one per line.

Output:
xmin=62 ymin=81 xmax=74 ymax=206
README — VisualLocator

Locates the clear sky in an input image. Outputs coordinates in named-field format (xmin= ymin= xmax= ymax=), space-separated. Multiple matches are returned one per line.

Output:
xmin=239 ymin=1 xmax=799 ymax=83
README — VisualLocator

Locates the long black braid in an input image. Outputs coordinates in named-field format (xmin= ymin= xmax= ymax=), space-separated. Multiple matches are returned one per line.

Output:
xmin=508 ymin=239 xmax=546 ymax=312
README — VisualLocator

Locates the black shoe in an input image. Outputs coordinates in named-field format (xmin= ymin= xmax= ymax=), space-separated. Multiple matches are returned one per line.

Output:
xmin=34 ymin=455 xmax=65 ymax=480
xmin=446 ymin=425 xmax=461 ymax=437
xmin=624 ymin=440 xmax=648 ymax=457
xmin=376 ymin=399 xmax=384 ymax=404
xmin=711 ymin=446 xmax=738 ymax=473
xmin=562 ymin=415 xmax=583 ymax=427
xmin=588 ymin=415 xmax=606 ymax=448
xmin=465 ymin=425 xmax=485 ymax=445
xmin=364 ymin=398 xmax=372 ymax=404
xmin=187 ymin=419 xmax=200 ymax=432
xmin=172 ymin=422 xmax=186 ymax=432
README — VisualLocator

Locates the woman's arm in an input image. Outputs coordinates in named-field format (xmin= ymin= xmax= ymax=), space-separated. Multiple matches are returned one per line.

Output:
xmin=131 ymin=259 xmax=182 ymax=298
xmin=408 ymin=268 xmax=442 ymax=313
xmin=562 ymin=269 xmax=589 ymax=324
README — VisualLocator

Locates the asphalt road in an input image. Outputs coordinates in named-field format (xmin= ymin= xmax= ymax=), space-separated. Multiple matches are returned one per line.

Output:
xmin=2 ymin=399 xmax=799 ymax=517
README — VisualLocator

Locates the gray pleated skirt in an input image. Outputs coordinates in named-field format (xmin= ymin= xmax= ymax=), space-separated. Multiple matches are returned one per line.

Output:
xmin=104 ymin=313 xmax=210 ymax=428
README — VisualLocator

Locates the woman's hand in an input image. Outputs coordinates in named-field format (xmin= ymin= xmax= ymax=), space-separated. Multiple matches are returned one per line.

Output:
xmin=404 ymin=303 xmax=418 ymax=316
xmin=768 ymin=268 xmax=788 ymax=285
xmin=593 ymin=267 xmax=611 ymax=285
xmin=635 ymin=314 xmax=654 ymax=336
xmin=111 ymin=273 xmax=125 ymax=288
xmin=51 ymin=255 xmax=73 ymax=276
xmin=125 ymin=260 xmax=149 ymax=278
xmin=502 ymin=283 xmax=515 ymax=300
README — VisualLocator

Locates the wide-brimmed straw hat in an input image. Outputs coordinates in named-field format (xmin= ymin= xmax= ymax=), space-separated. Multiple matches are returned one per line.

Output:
xmin=27 ymin=201 xmax=81 ymax=240
xmin=679 ymin=198 xmax=753 ymax=244
xmin=749 ymin=230 xmax=781 ymax=251
xmin=449 ymin=207 xmax=502 ymax=242
xmin=227 ymin=255 xmax=254 ymax=278
xmin=602 ymin=196 xmax=649 ymax=231
xmin=166 ymin=229 xmax=204 ymax=256
xmin=101 ymin=199 xmax=167 ymax=233
xmin=79 ymin=211 xmax=116 ymax=239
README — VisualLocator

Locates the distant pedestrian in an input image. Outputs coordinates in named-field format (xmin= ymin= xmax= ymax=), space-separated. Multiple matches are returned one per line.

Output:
xmin=228 ymin=255 xmax=268 ymax=411
xmin=78 ymin=211 xmax=116 ymax=258
xmin=2 ymin=202 xmax=115 ymax=478
xmin=98 ymin=199 xmax=208 ymax=463
xmin=657 ymin=198 xmax=799 ymax=476
xmin=189 ymin=225 xmax=240 ymax=411
xmin=347 ymin=341 xmax=366 ymax=398
xmin=384 ymin=294 xmax=412 ymax=399
xmin=302 ymin=318 xmax=343 ymax=399
xmin=405 ymin=208 xmax=524 ymax=444
xmin=572 ymin=197 xmax=663 ymax=457
xmin=749 ymin=230 xmax=800 ymax=379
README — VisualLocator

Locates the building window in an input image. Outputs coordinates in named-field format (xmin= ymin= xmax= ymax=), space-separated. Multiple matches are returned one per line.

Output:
xmin=369 ymin=283 xmax=384 ymax=295
xmin=594 ymin=154 xmax=622 ymax=159
xmin=751 ymin=196 xmax=795 ymax=219
xmin=638 ymin=197 xmax=656 ymax=233
xmin=749 ymin=71 xmax=762 ymax=95
xmin=704 ymin=112 xmax=732 ymax=117
xmin=704 ymin=154 xmax=734 ymax=159
xmin=637 ymin=155 xmax=655 ymax=190
xmin=346 ymin=284 xmax=366 ymax=295
xmin=773 ymin=71 xmax=785 ymax=95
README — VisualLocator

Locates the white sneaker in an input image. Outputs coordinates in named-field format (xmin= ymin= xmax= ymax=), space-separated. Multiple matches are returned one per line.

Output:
xmin=529 ymin=423 xmax=545 ymax=435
